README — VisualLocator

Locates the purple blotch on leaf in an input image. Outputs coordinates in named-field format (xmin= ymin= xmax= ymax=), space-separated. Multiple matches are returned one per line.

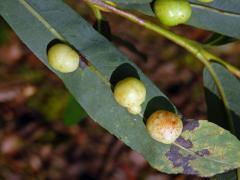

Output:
xmin=182 ymin=120 xmax=200 ymax=132
xmin=166 ymin=145 xmax=198 ymax=175
xmin=176 ymin=137 xmax=193 ymax=149
xmin=196 ymin=149 xmax=210 ymax=157
xmin=166 ymin=145 xmax=182 ymax=167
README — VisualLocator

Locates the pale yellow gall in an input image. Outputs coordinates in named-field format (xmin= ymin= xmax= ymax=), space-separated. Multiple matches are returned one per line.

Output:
xmin=47 ymin=43 xmax=80 ymax=73
xmin=114 ymin=77 xmax=146 ymax=115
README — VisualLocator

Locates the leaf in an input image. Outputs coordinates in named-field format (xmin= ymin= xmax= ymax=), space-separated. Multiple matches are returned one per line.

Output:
xmin=170 ymin=120 xmax=240 ymax=177
xmin=188 ymin=0 xmax=240 ymax=39
xmin=1 ymin=0 xmax=240 ymax=177
xmin=118 ymin=1 xmax=240 ymax=39
xmin=204 ymin=63 xmax=240 ymax=180
xmin=64 ymin=94 xmax=88 ymax=126
xmin=205 ymin=33 xmax=237 ymax=46
xmin=203 ymin=63 xmax=240 ymax=138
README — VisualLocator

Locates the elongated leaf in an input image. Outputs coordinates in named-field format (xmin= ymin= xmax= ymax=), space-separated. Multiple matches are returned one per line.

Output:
xmin=1 ymin=0 xmax=240 ymax=177
xmin=204 ymin=33 xmax=236 ymax=46
xmin=204 ymin=64 xmax=240 ymax=180
xmin=204 ymin=63 xmax=240 ymax=180
xmin=188 ymin=0 xmax=240 ymax=39
xmin=190 ymin=0 xmax=240 ymax=14
xmin=204 ymin=63 xmax=240 ymax=138
xmin=118 ymin=1 xmax=240 ymax=39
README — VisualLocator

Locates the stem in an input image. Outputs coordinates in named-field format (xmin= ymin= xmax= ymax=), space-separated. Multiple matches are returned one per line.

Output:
xmin=89 ymin=4 xmax=103 ymax=21
xmin=84 ymin=0 xmax=236 ymax=134
xmin=88 ymin=3 xmax=103 ymax=31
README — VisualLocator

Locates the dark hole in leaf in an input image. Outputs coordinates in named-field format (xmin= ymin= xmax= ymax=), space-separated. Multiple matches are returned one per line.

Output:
xmin=110 ymin=63 xmax=140 ymax=91
xmin=143 ymin=96 xmax=175 ymax=123
xmin=46 ymin=39 xmax=63 ymax=52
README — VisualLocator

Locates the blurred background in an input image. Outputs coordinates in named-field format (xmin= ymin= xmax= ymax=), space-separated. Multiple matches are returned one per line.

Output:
xmin=0 ymin=0 xmax=240 ymax=179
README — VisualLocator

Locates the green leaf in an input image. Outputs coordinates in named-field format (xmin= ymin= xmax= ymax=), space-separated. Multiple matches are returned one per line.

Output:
xmin=204 ymin=63 xmax=240 ymax=138
xmin=205 ymin=33 xmax=237 ymax=46
xmin=204 ymin=63 xmax=240 ymax=180
xmin=1 ymin=0 xmax=240 ymax=177
xmin=190 ymin=0 xmax=240 ymax=16
xmin=188 ymin=0 xmax=240 ymax=39
xmin=64 ymin=94 xmax=88 ymax=126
